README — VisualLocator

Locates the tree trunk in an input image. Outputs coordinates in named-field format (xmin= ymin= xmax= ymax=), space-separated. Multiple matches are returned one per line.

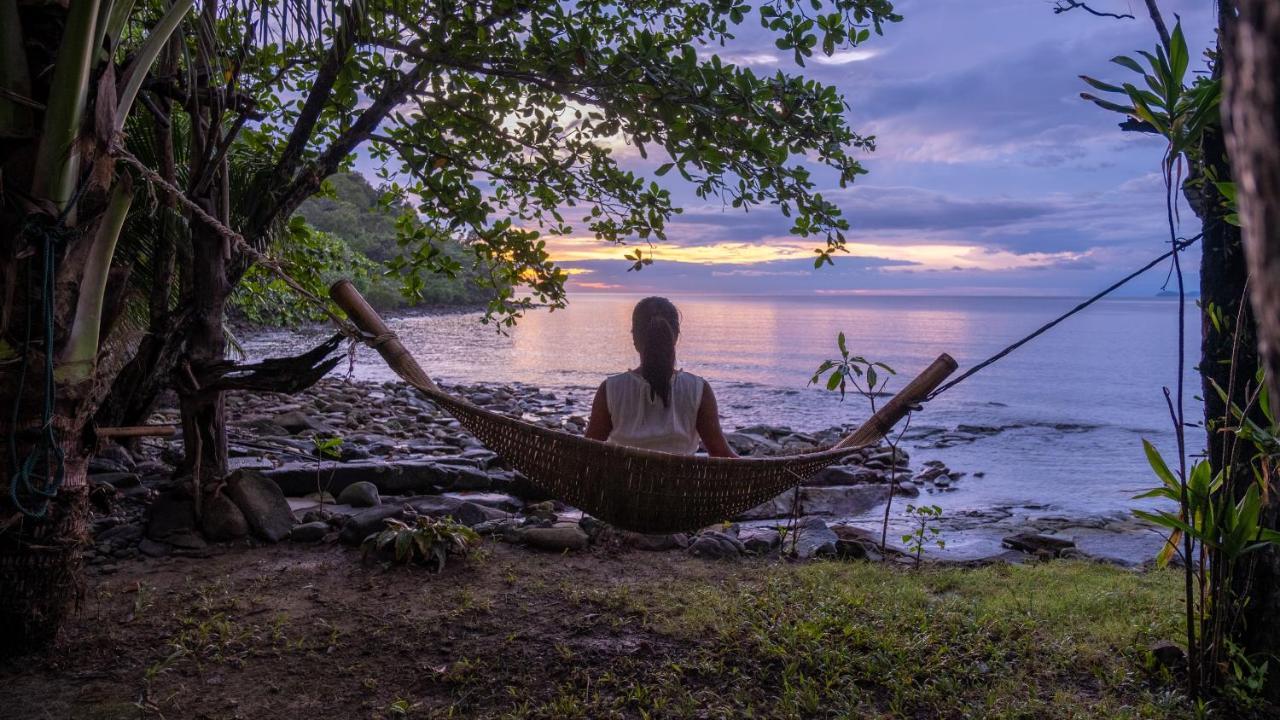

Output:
xmin=1197 ymin=123 xmax=1262 ymax=486
xmin=0 ymin=399 xmax=90 ymax=656
xmin=1222 ymin=0 xmax=1280 ymax=689
xmin=178 ymin=195 xmax=230 ymax=486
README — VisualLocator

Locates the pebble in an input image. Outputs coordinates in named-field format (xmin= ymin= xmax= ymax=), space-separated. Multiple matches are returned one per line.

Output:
xmin=290 ymin=521 xmax=329 ymax=543
xmin=522 ymin=524 xmax=589 ymax=552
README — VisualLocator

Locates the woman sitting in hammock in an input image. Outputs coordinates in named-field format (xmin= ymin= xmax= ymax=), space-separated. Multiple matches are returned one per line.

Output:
xmin=584 ymin=297 xmax=737 ymax=457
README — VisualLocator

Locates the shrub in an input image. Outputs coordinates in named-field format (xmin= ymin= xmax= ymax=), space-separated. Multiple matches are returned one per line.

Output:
xmin=361 ymin=514 xmax=481 ymax=571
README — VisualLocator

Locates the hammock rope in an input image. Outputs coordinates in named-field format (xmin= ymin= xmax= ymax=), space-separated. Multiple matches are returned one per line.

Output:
xmin=925 ymin=234 xmax=1203 ymax=400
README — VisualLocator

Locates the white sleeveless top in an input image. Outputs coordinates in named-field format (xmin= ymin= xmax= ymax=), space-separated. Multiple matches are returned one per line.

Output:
xmin=604 ymin=370 xmax=705 ymax=455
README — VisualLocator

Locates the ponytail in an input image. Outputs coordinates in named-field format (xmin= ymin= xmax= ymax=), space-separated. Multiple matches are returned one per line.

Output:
xmin=633 ymin=297 xmax=680 ymax=407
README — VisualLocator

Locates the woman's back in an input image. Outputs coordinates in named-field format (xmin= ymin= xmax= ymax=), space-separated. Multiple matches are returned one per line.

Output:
xmin=584 ymin=296 xmax=735 ymax=458
xmin=604 ymin=370 xmax=704 ymax=454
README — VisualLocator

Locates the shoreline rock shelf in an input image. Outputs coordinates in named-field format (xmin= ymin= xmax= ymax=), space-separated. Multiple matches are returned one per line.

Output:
xmin=79 ymin=377 xmax=1063 ymax=570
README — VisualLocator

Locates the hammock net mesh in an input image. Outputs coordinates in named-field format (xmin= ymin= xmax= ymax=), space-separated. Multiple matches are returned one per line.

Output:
xmin=331 ymin=280 xmax=956 ymax=534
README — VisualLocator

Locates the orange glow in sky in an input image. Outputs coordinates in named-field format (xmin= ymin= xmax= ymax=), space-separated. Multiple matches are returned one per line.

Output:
xmin=544 ymin=234 xmax=1089 ymax=273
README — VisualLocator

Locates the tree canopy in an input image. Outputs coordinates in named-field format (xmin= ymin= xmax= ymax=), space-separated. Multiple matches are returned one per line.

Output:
xmin=222 ymin=0 xmax=901 ymax=322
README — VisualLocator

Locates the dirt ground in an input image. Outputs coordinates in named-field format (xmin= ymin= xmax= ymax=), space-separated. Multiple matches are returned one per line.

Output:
xmin=0 ymin=542 xmax=751 ymax=719
xmin=0 ymin=539 xmax=1209 ymax=719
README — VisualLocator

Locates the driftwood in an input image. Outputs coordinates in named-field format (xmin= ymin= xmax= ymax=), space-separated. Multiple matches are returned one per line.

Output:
xmin=190 ymin=332 xmax=346 ymax=394
xmin=95 ymin=425 xmax=177 ymax=440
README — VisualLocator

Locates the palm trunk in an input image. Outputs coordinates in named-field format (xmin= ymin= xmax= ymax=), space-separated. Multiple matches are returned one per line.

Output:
xmin=0 ymin=0 xmax=34 ymax=139
xmin=2 ymin=0 xmax=194 ymax=655
xmin=0 ymin=413 xmax=89 ymax=655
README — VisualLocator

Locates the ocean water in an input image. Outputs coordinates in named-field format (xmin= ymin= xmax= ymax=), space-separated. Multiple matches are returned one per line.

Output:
xmin=245 ymin=293 xmax=1203 ymax=561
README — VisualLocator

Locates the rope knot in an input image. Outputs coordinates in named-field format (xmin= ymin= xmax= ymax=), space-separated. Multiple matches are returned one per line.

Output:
xmin=366 ymin=331 xmax=399 ymax=349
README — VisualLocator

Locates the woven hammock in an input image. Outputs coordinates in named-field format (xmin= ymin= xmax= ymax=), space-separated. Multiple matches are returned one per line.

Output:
xmin=330 ymin=281 xmax=957 ymax=534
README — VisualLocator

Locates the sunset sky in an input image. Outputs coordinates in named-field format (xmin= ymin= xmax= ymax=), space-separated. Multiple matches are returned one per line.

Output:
xmin=367 ymin=0 xmax=1217 ymax=297
xmin=563 ymin=0 xmax=1219 ymax=297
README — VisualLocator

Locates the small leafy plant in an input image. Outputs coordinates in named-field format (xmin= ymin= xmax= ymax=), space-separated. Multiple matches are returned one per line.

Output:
xmin=312 ymin=435 xmax=344 ymax=460
xmin=362 ymin=514 xmax=481 ymax=572
xmin=1132 ymin=368 xmax=1280 ymax=702
xmin=310 ymin=434 xmax=344 ymax=506
xmin=901 ymin=504 xmax=945 ymax=568
xmin=810 ymin=331 xmax=906 ymax=551
xmin=809 ymin=332 xmax=896 ymax=406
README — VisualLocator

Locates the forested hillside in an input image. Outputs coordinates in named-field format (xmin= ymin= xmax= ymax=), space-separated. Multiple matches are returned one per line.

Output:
xmin=234 ymin=173 xmax=491 ymax=323
xmin=296 ymin=173 xmax=405 ymax=262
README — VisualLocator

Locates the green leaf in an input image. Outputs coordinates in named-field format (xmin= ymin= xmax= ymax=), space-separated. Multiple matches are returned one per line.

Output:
xmin=1169 ymin=22 xmax=1189 ymax=84
xmin=655 ymin=163 xmax=674 ymax=177
xmin=1133 ymin=487 xmax=1179 ymax=501
xmin=1133 ymin=509 xmax=1195 ymax=537
xmin=1142 ymin=440 xmax=1178 ymax=491
xmin=1111 ymin=55 xmax=1145 ymax=74
xmin=826 ymin=372 xmax=842 ymax=391
xmin=395 ymin=531 xmax=413 ymax=562
xmin=1080 ymin=93 xmax=1135 ymax=115
xmin=1080 ymin=75 xmax=1125 ymax=94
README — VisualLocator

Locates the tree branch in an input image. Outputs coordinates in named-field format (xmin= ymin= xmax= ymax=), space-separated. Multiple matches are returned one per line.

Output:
xmin=1052 ymin=1 xmax=1135 ymax=21
xmin=272 ymin=3 xmax=361 ymax=188
xmin=251 ymin=59 xmax=433 ymax=244
xmin=1141 ymin=0 xmax=1173 ymax=51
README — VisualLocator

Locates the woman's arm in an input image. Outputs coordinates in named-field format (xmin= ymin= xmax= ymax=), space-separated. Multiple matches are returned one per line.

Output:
xmin=696 ymin=382 xmax=738 ymax=458
xmin=584 ymin=381 xmax=613 ymax=441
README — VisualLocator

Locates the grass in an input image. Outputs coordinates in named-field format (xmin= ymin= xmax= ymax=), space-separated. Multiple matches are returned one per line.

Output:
xmin=549 ymin=561 xmax=1186 ymax=719
xmin=0 ymin=543 xmax=1247 ymax=719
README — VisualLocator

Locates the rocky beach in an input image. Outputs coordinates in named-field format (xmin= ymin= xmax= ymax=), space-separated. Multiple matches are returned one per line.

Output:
xmin=83 ymin=375 xmax=1153 ymax=571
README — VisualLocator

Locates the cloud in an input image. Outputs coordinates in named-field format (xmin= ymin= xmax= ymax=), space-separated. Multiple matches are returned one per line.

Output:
xmin=476 ymin=1 xmax=1217 ymax=297
xmin=714 ymin=51 xmax=780 ymax=66
xmin=811 ymin=49 xmax=880 ymax=65
xmin=838 ymin=186 xmax=1058 ymax=231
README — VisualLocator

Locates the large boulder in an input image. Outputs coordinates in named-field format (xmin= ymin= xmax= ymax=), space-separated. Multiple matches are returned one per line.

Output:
xmin=290 ymin=521 xmax=329 ymax=543
xmin=449 ymin=465 xmax=493 ymax=491
xmin=804 ymin=465 xmax=882 ymax=487
xmin=739 ymin=527 xmax=780 ymax=554
xmin=687 ymin=530 xmax=745 ymax=559
xmin=339 ymin=504 xmax=405 ymax=545
xmin=337 ymin=496 xmax=509 ymax=546
xmin=271 ymin=410 xmax=334 ymax=435
xmin=724 ymin=432 xmax=782 ymax=456
xmin=226 ymin=469 xmax=294 ymax=542
xmin=337 ymin=481 xmax=381 ymax=508
xmin=264 ymin=460 xmax=463 ymax=497
xmin=147 ymin=491 xmax=196 ymax=542
xmin=1002 ymin=533 xmax=1075 ymax=558
xmin=596 ymin=527 xmax=690 ymax=551
xmin=738 ymin=485 xmax=891 ymax=520
xmin=201 ymin=492 xmax=249 ymax=541
xmin=91 ymin=472 xmax=140 ymax=489
xmin=441 ymin=492 xmax=524 ymax=513
xmin=791 ymin=517 xmax=838 ymax=559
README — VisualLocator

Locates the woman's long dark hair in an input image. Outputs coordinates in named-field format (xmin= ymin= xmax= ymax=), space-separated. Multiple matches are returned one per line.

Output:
xmin=632 ymin=296 xmax=680 ymax=407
